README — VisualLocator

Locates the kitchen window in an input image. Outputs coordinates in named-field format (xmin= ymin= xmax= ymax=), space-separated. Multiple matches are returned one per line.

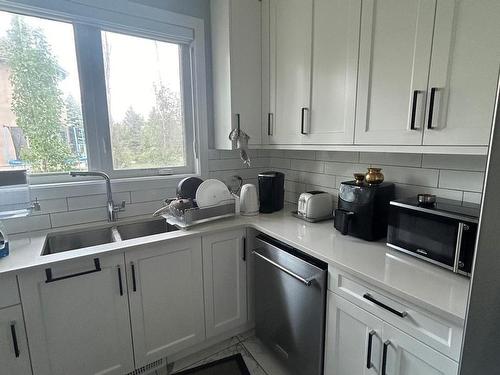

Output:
xmin=0 ymin=3 xmax=200 ymax=181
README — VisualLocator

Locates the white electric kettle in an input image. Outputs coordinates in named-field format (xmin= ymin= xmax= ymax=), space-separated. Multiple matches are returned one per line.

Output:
xmin=239 ymin=184 xmax=259 ymax=216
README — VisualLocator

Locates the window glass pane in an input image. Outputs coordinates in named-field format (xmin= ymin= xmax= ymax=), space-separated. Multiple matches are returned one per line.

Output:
xmin=101 ymin=31 xmax=186 ymax=170
xmin=0 ymin=11 xmax=87 ymax=173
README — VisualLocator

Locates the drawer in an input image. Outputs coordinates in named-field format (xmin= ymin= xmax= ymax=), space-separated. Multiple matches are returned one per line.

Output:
xmin=329 ymin=266 xmax=463 ymax=361
xmin=0 ymin=274 xmax=19 ymax=308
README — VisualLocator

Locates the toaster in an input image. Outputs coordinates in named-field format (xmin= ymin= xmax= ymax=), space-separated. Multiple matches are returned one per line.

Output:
xmin=297 ymin=191 xmax=333 ymax=219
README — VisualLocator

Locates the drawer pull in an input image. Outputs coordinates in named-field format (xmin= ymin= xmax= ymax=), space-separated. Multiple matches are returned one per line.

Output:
xmin=382 ymin=340 xmax=390 ymax=375
xmin=131 ymin=262 xmax=137 ymax=292
xmin=10 ymin=322 xmax=20 ymax=358
xmin=363 ymin=293 xmax=408 ymax=318
xmin=366 ymin=330 xmax=375 ymax=369
xmin=45 ymin=258 xmax=101 ymax=283
xmin=253 ymin=250 xmax=314 ymax=286
xmin=117 ymin=265 xmax=124 ymax=296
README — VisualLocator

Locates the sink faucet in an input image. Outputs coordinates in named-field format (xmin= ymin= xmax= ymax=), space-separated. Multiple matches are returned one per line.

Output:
xmin=69 ymin=171 xmax=125 ymax=222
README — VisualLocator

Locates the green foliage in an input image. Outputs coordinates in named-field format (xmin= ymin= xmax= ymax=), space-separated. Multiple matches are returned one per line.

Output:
xmin=111 ymin=83 xmax=184 ymax=169
xmin=1 ymin=16 xmax=73 ymax=173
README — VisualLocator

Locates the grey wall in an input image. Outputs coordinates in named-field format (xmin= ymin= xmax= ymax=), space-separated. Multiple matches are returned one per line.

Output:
xmin=131 ymin=0 xmax=215 ymax=148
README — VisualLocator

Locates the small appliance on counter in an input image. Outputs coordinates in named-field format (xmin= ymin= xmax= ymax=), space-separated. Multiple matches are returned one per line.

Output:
xmin=258 ymin=171 xmax=284 ymax=213
xmin=240 ymin=184 xmax=259 ymax=216
xmin=292 ymin=191 xmax=333 ymax=222
xmin=387 ymin=195 xmax=479 ymax=276
xmin=334 ymin=175 xmax=395 ymax=241
xmin=0 ymin=221 xmax=9 ymax=258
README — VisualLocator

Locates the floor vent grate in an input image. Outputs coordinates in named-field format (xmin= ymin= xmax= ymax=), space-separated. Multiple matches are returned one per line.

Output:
xmin=126 ymin=358 xmax=165 ymax=375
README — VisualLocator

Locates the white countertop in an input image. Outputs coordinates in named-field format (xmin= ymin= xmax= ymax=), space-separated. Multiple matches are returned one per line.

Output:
xmin=0 ymin=208 xmax=470 ymax=323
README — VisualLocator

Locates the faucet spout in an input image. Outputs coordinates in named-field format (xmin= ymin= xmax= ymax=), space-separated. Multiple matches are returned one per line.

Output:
xmin=69 ymin=171 xmax=125 ymax=221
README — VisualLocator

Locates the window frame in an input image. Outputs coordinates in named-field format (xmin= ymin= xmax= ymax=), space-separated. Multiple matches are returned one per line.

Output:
xmin=0 ymin=0 xmax=208 ymax=184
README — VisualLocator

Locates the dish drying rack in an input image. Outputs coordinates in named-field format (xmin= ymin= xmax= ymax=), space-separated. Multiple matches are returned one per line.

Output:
xmin=161 ymin=196 xmax=240 ymax=229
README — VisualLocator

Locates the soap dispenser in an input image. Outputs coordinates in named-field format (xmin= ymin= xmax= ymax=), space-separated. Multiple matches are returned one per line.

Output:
xmin=0 ymin=221 xmax=8 ymax=258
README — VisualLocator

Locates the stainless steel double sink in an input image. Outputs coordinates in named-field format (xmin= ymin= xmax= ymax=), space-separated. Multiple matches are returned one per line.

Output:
xmin=42 ymin=218 xmax=178 ymax=256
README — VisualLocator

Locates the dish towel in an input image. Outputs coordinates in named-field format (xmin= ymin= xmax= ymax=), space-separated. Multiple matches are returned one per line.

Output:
xmin=228 ymin=127 xmax=251 ymax=167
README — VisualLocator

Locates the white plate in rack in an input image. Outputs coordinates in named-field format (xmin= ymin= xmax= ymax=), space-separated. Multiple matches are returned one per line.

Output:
xmin=195 ymin=179 xmax=232 ymax=208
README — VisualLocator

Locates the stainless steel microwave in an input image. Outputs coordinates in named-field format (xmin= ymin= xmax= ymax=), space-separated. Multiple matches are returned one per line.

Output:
xmin=387 ymin=197 xmax=479 ymax=276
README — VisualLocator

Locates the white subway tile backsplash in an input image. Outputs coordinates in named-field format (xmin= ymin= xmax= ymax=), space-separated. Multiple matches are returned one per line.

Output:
xmin=324 ymin=162 xmax=369 ymax=177
xmin=284 ymin=150 xmax=316 ymax=160
xmin=207 ymin=149 xmax=220 ymax=160
xmin=422 ymin=154 xmax=487 ymax=171
xmin=463 ymin=191 xmax=482 ymax=205
xmin=130 ymin=188 xmax=176 ymax=203
xmin=3 ymin=215 xmax=51 ymax=235
xmin=50 ymin=207 xmax=108 ymax=228
xmin=297 ymin=171 xmax=335 ymax=188
xmin=439 ymin=170 xmax=485 ymax=192
xmin=393 ymin=184 xmax=463 ymax=201
xmin=315 ymin=151 xmax=359 ymax=163
xmin=378 ymin=165 xmax=439 ymax=187
xmin=290 ymin=159 xmax=325 ymax=173
xmin=285 ymin=180 xmax=306 ymax=193
xmin=269 ymin=158 xmax=291 ymax=169
xmin=31 ymin=198 xmax=68 ymax=216
xmin=67 ymin=192 xmax=131 ymax=211
xmin=360 ymin=152 xmax=422 ymax=167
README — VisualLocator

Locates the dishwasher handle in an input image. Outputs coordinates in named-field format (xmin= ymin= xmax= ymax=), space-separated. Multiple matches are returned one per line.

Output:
xmin=253 ymin=250 xmax=315 ymax=286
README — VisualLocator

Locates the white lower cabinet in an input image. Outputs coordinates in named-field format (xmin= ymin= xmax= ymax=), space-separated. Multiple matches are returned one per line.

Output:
xmin=126 ymin=237 xmax=205 ymax=368
xmin=0 ymin=305 xmax=32 ymax=375
xmin=325 ymin=292 xmax=459 ymax=375
xmin=202 ymin=229 xmax=247 ymax=338
xmin=19 ymin=254 xmax=134 ymax=375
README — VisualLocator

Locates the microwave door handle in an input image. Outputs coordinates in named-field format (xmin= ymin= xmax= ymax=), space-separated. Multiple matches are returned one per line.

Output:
xmin=453 ymin=223 xmax=465 ymax=273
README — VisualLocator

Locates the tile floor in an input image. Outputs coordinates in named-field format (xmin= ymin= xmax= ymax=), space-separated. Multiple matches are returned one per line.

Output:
xmin=155 ymin=331 xmax=291 ymax=375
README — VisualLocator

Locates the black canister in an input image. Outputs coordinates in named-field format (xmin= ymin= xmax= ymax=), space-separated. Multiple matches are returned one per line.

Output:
xmin=258 ymin=171 xmax=285 ymax=213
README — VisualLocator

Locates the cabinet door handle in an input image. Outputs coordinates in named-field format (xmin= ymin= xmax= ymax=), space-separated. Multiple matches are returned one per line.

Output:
xmin=10 ymin=322 xmax=20 ymax=358
xmin=382 ymin=340 xmax=390 ymax=375
xmin=366 ymin=330 xmax=376 ymax=369
xmin=131 ymin=262 xmax=137 ymax=292
xmin=45 ymin=258 xmax=101 ymax=283
xmin=242 ymin=237 xmax=247 ymax=262
xmin=236 ymin=113 xmax=241 ymax=132
xmin=300 ymin=107 xmax=309 ymax=135
xmin=363 ymin=293 xmax=408 ymax=318
xmin=117 ymin=265 xmax=124 ymax=296
xmin=267 ymin=113 xmax=273 ymax=136
xmin=427 ymin=87 xmax=438 ymax=129
xmin=410 ymin=90 xmax=423 ymax=130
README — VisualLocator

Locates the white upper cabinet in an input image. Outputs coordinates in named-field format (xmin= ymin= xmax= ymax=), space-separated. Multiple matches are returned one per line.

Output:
xmin=356 ymin=0 xmax=436 ymax=145
xmin=305 ymin=0 xmax=361 ymax=144
xmin=211 ymin=0 xmax=262 ymax=149
xmin=423 ymin=0 xmax=500 ymax=146
xmin=126 ymin=238 xmax=205 ymax=367
xmin=19 ymin=254 xmax=134 ymax=375
xmin=202 ymin=229 xmax=247 ymax=338
xmin=267 ymin=0 xmax=313 ymax=144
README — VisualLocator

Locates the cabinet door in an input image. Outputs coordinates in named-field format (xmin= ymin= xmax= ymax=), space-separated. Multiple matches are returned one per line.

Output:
xmin=325 ymin=292 xmax=383 ymax=375
xmin=0 ymin=305 xmax=32 ymax=375
xmin=423 ymin=0 xmax=500 ymax=146
xmin=230 ymin=0 xmax=262 ymax=146
xmin=126 ymin=237 xmax=205 ymax=367
xmin=19 ymin=254 xmax=134 ymax=375
xmin=268 ymin=0 xmax=313 ymax=144
xmin=355 ymin=0 xmax=436 ymax=145
xmin=305 ymin=0 xmax=360 ymax=144
xmin=203 ymin=229 xmax=247 ymax=338
xmin=382 ymin=323 xmax=458 ymax=375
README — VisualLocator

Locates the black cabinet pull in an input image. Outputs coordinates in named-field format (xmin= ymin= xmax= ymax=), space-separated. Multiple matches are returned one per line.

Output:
xmin=267 ymin=113 xmax=273 ymax=136
xmin=10 ymin=322 xmax=20 ymax=358
xmin=363 ymin=293 xmax=408 ymax=318
xmin=427 ymin=87 xmax=438 ymax=129
xmin=45 ymin=258 xmax=101 ymax=283
xmin=131 ymin=262 xmax=137 ymax=292
xmin=382 ymin=340 xmax=390 ymax=375
xmin=242 ymin=237 xmax=247 ymax=261
xmin=236 ymin=113 xmax=241 ymax=132
xmin=366 ymin=330 xmax=375 ymax=369
xmin=300 ymin=107 xmax=308 ymax=135
xmin=410 ymin=90 xmax=422 ymax=130
xmin=117 ymin=265 xmax=123 ymax=296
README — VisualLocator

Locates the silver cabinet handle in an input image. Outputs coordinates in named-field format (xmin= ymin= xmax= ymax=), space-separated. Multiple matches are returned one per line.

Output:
xmin=267 ymin=113 xmax=273 ymax=136
xmin=410 ymin=90 xmax=424 ymax=130
xmin=253 ymin=250 xmax=314 ymax=286
xmin=300 ymin=107 xmax=309 ymax=135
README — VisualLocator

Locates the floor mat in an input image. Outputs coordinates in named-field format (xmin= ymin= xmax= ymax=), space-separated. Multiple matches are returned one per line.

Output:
xmin=174 ymin=353 xmax=250 ymax=375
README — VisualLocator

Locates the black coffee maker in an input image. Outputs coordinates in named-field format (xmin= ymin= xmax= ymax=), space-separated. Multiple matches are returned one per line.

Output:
xmin=258 ymin=171 xmax=285 ymax=213
xmin=334 ymin=180 xmax=395 ymax=241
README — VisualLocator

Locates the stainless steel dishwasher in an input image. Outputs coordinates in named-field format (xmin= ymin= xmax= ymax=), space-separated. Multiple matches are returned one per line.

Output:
xmin=253 ymin=234 xmax=328 ymax=375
